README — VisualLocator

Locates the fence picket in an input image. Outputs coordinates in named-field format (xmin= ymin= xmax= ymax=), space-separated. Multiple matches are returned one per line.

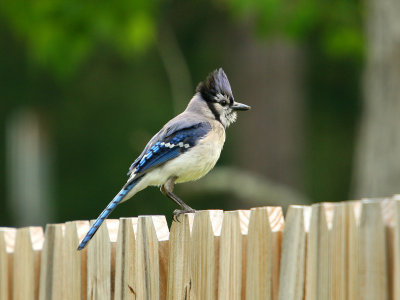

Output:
xmin=135 ymin=215 xmax=169 ymax=300
xmin=39 ymin=224 xmax=65 ymax=300
xmin=190 ymin=210 xmax=223 ymax=300
xmin=393 ymin=198 xmax=400 ymax=300
xmin=218 ymin=210 xmax=249 ymax=300
xmin=245 ymin=207 xmax=283 ymax=300
xmin=63 ymin=221 xmax=90 ymax=300
xmin=13 ymin=227 xmax=44 ymax=300
xmin=87 ymin=219 xmax=119 ymax=300
xmin=305 ymin=203 xmax=333 ymax=300
xmin=2 ymin=198 xmax=400 ymax=299
xmin=278 ymin=206 xmax=310 ymax=300
xmin=0 ymin=228 xmax=16 ymax=300
xmin=166 ymin=213 xmax=194 ymax=300
xmin=114 ymin=217 xmax=138 ymax=300
xmin=358 ymin=200 xmax=389 ymax=300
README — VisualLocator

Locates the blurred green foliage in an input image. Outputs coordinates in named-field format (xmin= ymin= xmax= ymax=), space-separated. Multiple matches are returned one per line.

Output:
xmin=0 ymin=0 xmax=363 ymax=78
xmin=0 ymin=0 xmax=159 ymax=77
xmin=0 ymin=0 xmax=363 ymax=226
xmin=225 ymin=0 xmax=363 ymax=59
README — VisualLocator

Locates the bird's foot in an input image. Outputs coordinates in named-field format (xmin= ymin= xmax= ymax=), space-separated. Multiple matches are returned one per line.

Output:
xmin=173 ymin=208 xmax=195 ymax=223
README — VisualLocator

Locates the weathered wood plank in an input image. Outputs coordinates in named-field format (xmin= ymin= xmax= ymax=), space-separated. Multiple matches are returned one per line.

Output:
xmin=63 ymin=221 xmax=90 ymax=300
xmin=166 ymin=214 xmax=194 ymax=300
xmin=278 ymin=205 xmax=310 ymax=300
xmin=13 ymin=227 xmax=44 ymax=300
xmin=190 ymin=210 xmax=223 ymax=300
xmin=0 ymin=228 xmax=16 ymax=300
xmin=39 ymin=224 xmax=65 ymax=300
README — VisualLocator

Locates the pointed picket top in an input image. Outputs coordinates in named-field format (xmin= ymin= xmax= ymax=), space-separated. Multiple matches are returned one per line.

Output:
xmin=246 ymin=206 xmax=284 ymax=300
xmin=0 ymin=227 xmax=16 ymax=252
xmin=63 ymin=221 xmax=90 ymax=300
xmin=87 ymin=219 xmax=119 ymax=300
xmin=0 ymin=202 xmax=398 ymax=299
xmin=167 ymin=213 xmax=194 ymax=300
xmin=0 ymin=228 xmax=16 ymax=300
xmin=238 ymin=209 xmax=250 ymax=234
xmin=305 ymin=203 xmax=334 ymax=300
xmin=218 ymin=210 xmax=250 ymax=300
xmin=268 ymin=206 xmax=285 ymax=232
xmin=114 ymin=217 xmax=138 ymax=300
xmin=39 ymin=224 xmax=65 ymax=300
xmin=380 ymin=197 xmax=396 ymax=226
xmin=13 ymin=226 xmax=44 ymax=300
xmin=358 ymin=199 xmax=389 ymax=300
xmin=278 ymin=206 xmax=309 ymax=300
xmin=330 ymin=201 xmax=360 ymax=300
xmin=190 ymin=210 xmax=224 ymax=300
xmin=135 ymin=215 xmax=169 ymax=300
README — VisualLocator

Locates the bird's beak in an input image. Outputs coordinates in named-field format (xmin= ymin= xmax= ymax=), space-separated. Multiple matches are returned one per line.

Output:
xmin=232 ymin=101 xmax=251 ymax=111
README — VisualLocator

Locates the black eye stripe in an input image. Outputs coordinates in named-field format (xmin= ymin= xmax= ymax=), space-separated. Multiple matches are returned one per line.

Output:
xmin=206 ymin=101 xmax=221 ymax=124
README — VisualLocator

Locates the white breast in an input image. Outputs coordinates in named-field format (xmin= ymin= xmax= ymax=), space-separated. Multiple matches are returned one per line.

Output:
xmin=174 ymin=125 xmax=226 ymax=183
xmin=140 ymin=122 xmax=226 ymax=186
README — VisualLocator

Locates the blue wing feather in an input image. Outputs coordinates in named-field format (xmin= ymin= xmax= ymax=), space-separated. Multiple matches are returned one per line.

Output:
xmin=138 ymin=147 xmax=181 ymax=173
xmin=132 ymin=122 xmax=211 ymax=175
xmin=78 ymin=122 xmax=211 ymax=250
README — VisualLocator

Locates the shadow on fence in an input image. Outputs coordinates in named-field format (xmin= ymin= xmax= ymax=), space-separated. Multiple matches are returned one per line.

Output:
xmin=1 ymin=195 xmax=400 ymax=299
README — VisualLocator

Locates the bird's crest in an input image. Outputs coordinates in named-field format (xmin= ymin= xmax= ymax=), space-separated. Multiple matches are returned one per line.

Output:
xmin=196 ymin=68 xmax=233 ymax=101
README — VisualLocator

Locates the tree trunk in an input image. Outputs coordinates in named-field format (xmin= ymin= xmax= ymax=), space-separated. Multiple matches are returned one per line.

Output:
xmin=226 ymin=28 xmax=305 ymax=190
xmin=353 ymin=0 xmax=400 ymax=197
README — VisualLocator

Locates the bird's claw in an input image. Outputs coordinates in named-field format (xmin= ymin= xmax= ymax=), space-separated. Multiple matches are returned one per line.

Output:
xmin=173 ymin=208 xmax=195 ymax=223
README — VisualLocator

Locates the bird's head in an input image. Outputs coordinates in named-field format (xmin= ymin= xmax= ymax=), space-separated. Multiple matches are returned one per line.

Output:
xmin=196 ymin=68 xmax=250 ymax=127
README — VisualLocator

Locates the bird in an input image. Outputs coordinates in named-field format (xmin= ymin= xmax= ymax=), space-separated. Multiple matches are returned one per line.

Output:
xmin=77 ymin=68 xmax=250 ymax=250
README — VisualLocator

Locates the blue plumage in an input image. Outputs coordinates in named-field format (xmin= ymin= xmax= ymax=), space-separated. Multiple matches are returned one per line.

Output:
xmin=77 ymin=68 xmax=250 ymax=251
xmin=77 ymin=122 xmax=211 ymax=250
xmin=77 ymin=176 xmax=142 ymax=250
xmin=132 ymin=122 xmax=211 ymax=174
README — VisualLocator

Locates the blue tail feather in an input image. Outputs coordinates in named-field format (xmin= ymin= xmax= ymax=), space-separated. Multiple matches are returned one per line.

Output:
xmin=77 ymin=177 xmax=142 ymax=250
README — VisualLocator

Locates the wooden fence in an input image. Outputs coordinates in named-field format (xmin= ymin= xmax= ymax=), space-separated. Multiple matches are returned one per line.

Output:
xmin=1 ymin=195 xmax=400 ymax=300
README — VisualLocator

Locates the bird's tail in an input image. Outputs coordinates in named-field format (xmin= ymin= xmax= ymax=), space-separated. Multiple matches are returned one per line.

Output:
xmin=77 ymin=176 xmax=143 ymax=250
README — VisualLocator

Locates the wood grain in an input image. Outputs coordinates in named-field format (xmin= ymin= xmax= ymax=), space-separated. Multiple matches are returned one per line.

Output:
xmin=278 ymin=205 xmax=310 ymax=300
xmin=245 ymin=207 xmax=283 ymax=300
xmin=135 ymin=215 xmax=169 ymax=300
xmin=114 ymin=217 xmax=138 ymax=300
xmin=63 ymin=221 xmax=90 ymax=300
xmin=39 ymin=224 xmax=65 ymax=300
xmin=358 ymin=200 xmax=389 ymax=300
xmin=393 ymin=198 xmax=400 ymax=300
xmin=305 ymin=203 xmax=333 ymax=300
xmin=0 ymin=202 xmax=397 ymax=299
xmin=218 ymin=210 xmax=249 ymax=300
xmin=0 ymin=228 xmax=16 ymax=300
xmin=329 ymin=201 xmax=360 ymax=300
xmin=166 ymin=213 xmax=194 ymax=300
xmin=190 ymin=210 xmax=223 ymax=300
xmin=87 ymin=219 xmax=119 ymax=300
xmin=13 ymin=227 xmax=44 ymax=300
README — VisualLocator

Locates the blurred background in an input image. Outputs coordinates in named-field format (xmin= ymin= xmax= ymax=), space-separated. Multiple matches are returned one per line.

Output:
xmin=1 ymin=0 xmax=399 ymax=227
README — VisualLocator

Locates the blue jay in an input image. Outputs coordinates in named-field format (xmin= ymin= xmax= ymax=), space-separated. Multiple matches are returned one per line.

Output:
xmin=77 ymin=68 xmax=250 ymax=250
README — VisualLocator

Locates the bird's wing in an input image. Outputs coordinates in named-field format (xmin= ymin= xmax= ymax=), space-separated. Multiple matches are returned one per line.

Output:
xmin=128 ymin=115 xmax=199 ymax=175
xmin=128 ymin=121 xmax=211 ymax=176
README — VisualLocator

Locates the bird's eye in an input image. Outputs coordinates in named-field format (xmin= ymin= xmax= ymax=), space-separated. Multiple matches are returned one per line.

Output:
xmin=220 ymin=100 xmax=227 ymax=106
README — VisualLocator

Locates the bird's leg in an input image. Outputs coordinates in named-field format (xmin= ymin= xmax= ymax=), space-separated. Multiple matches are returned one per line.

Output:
xmin=161 ymin=177 xmax=195 ymax=221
